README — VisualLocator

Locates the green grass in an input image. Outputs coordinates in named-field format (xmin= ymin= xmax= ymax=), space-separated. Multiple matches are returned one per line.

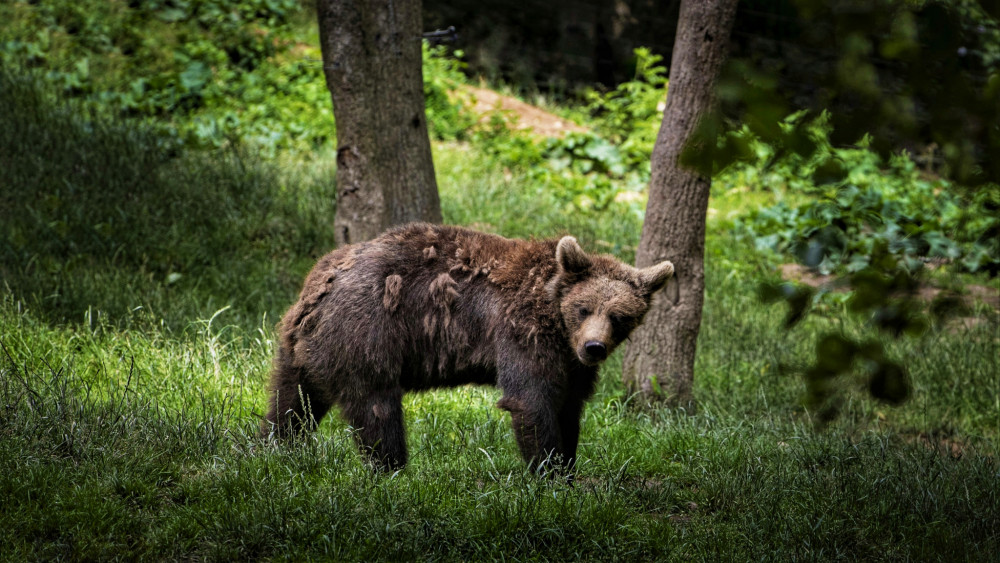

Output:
xmin=3 ymin=295 xmax=997 ymax=560
xmin=2 ymin=69 xmax=999 ymax=561
xmin=436 ymin=143 xmax=645 ymax=259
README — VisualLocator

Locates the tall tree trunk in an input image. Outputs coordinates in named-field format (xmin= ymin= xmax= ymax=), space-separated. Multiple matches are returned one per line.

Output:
xmin=622 ymin=0 xmax=737 ymax=407
xmin=317 ymin=0 xmax=442 ymax=246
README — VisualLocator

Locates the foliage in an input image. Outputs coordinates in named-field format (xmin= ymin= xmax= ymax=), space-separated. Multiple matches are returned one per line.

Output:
xmin=739 ymin=170 xmax=996 ymax=420
xmin=541 ymin=48 xmax=670 ymax=206
xmin=463 ymin=48 xmax=670 ymax=214
xmin=0 ymin=0 xmax=323 ymax=152
xmin=952 ymin=0 xmax=1000 ymax=68
xmin=0 ymin=0 xmax=479 ymax=155
xmin=422 ymin=43 xmax=477 ymax=141
xmin=736 ymin=148 xmax=1000 ymax=277
xmin=466 ymin=118 xmax=636 ymax=214
xmin=718 ymin=106 xmax=999 ymax=421
xmin=579 ymin=47 xmax=667 ymax=169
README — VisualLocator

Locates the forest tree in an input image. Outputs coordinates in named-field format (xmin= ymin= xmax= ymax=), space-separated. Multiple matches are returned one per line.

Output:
xmin=317 ymin=0 xmax=442 ymax=246
xmin=622 ymin=0 xmax=739 ymax=406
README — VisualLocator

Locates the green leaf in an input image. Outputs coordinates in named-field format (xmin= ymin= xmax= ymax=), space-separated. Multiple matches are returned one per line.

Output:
xmin=158 ymin=8 xmax=189 ymax=23
xmin=815 ymin=334 xmax=856 ymax=374
xmin=868 ymin=360 xmax=910 ymax=405
xmin=180 ymin=62 xmax=211 ymax=93
xmin=812 ymin=158 xmax=847 ymax=186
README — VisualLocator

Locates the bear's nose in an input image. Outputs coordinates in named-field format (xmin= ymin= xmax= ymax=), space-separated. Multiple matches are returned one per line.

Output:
xmin=584 ymin=341 xmax=608 ymax=361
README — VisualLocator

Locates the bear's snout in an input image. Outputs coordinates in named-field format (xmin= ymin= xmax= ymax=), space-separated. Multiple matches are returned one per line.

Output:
xmin=574 ymin=314 xmax=614 ymax=365
xmin=583 ymin=341 xmax=608 ymax=362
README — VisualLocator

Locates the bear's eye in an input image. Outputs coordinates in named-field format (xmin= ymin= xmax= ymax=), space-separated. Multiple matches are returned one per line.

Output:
xmin=578 ymin=306 xmax=591 ymax=319
xmin=610 ymin=314 xmax=633 ymax=331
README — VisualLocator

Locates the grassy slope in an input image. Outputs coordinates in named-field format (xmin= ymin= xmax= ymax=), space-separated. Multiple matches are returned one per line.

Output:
xmin=2 ymin=15 xmax=999 ymax=563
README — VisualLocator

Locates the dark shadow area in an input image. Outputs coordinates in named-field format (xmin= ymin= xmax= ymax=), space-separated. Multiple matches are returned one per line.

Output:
xmin=0 ymin=70 xmax=337 ymax=331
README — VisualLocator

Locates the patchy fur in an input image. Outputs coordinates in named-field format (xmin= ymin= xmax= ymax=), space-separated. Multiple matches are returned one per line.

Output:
xmin=261 ymin=223 xmax=673 ymax=472
xmin=383 ymin=274 xmax=403 ymax=312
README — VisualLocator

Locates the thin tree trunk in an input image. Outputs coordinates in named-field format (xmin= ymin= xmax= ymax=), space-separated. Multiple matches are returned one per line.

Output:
xmin=317 ymin=0 xmax=442 ymax=246
xmin=622 ymin=0 xmax=738 ymax=408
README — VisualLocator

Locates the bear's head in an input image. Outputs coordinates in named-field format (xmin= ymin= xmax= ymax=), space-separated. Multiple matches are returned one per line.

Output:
xmin=550 ymin=236 xmax=674 ymax=366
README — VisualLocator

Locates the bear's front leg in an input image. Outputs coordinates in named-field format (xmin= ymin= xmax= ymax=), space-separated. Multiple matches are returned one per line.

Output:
xmin=495 ymin=368 xmax=567 ymax=472
xmin=556 ymin=367 xmax=598 ymax=471
xmin=342 ymin=387 xmax=408 ymax=472
xmin=498 ymin=397 xmax=562 ymax=471
xmin=556 ymin=395 xmax=586 ymax=471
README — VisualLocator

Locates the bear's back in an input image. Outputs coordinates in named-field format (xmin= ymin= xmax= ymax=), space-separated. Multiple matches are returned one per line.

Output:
xmin=286 ymin=223 xmax=564 ymax=390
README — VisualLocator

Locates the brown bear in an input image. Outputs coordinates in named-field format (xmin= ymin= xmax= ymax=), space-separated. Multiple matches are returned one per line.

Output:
xmin=261 ymin=223 xmax=673 ymax=472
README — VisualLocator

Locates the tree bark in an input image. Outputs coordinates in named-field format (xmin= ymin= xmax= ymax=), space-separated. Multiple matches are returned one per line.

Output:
xmin=317 ymin=0 xmax=442 ymax=246
xmin=622 ymin=0 xmax=737 ymax=408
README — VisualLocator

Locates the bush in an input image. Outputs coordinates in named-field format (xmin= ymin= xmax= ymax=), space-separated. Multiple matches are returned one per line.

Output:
xmin=0 ymin=0 xmax=482 ymax=155
xmin=735 ymin=145 xmax=1000 ymax=277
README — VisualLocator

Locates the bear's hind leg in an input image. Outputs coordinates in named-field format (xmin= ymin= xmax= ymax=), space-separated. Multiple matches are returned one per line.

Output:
xmin=261 ymin=360 xmax=333 ymax=439
xmin=342 ymin=387 xmax=408 ymax=472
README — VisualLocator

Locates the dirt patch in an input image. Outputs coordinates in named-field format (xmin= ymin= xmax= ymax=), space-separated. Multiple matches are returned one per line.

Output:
xmin=962 ymin=283 xmax=1000 ymax=310
xmin=779 ymin=264 xmax=842 ymax=291
xmin=462 ymin=85 xmax=587 ymax=138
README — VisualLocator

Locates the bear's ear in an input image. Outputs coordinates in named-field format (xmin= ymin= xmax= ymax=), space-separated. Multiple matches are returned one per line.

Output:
xmin=638 ymin=260 xmax=674 ymax=293
xmin=556 ymin=236 xmax=591 ymax=274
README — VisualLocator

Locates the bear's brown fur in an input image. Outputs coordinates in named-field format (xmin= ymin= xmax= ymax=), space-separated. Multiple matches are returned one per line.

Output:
xmin=262 ymin=223 xmax=673 ymax=472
